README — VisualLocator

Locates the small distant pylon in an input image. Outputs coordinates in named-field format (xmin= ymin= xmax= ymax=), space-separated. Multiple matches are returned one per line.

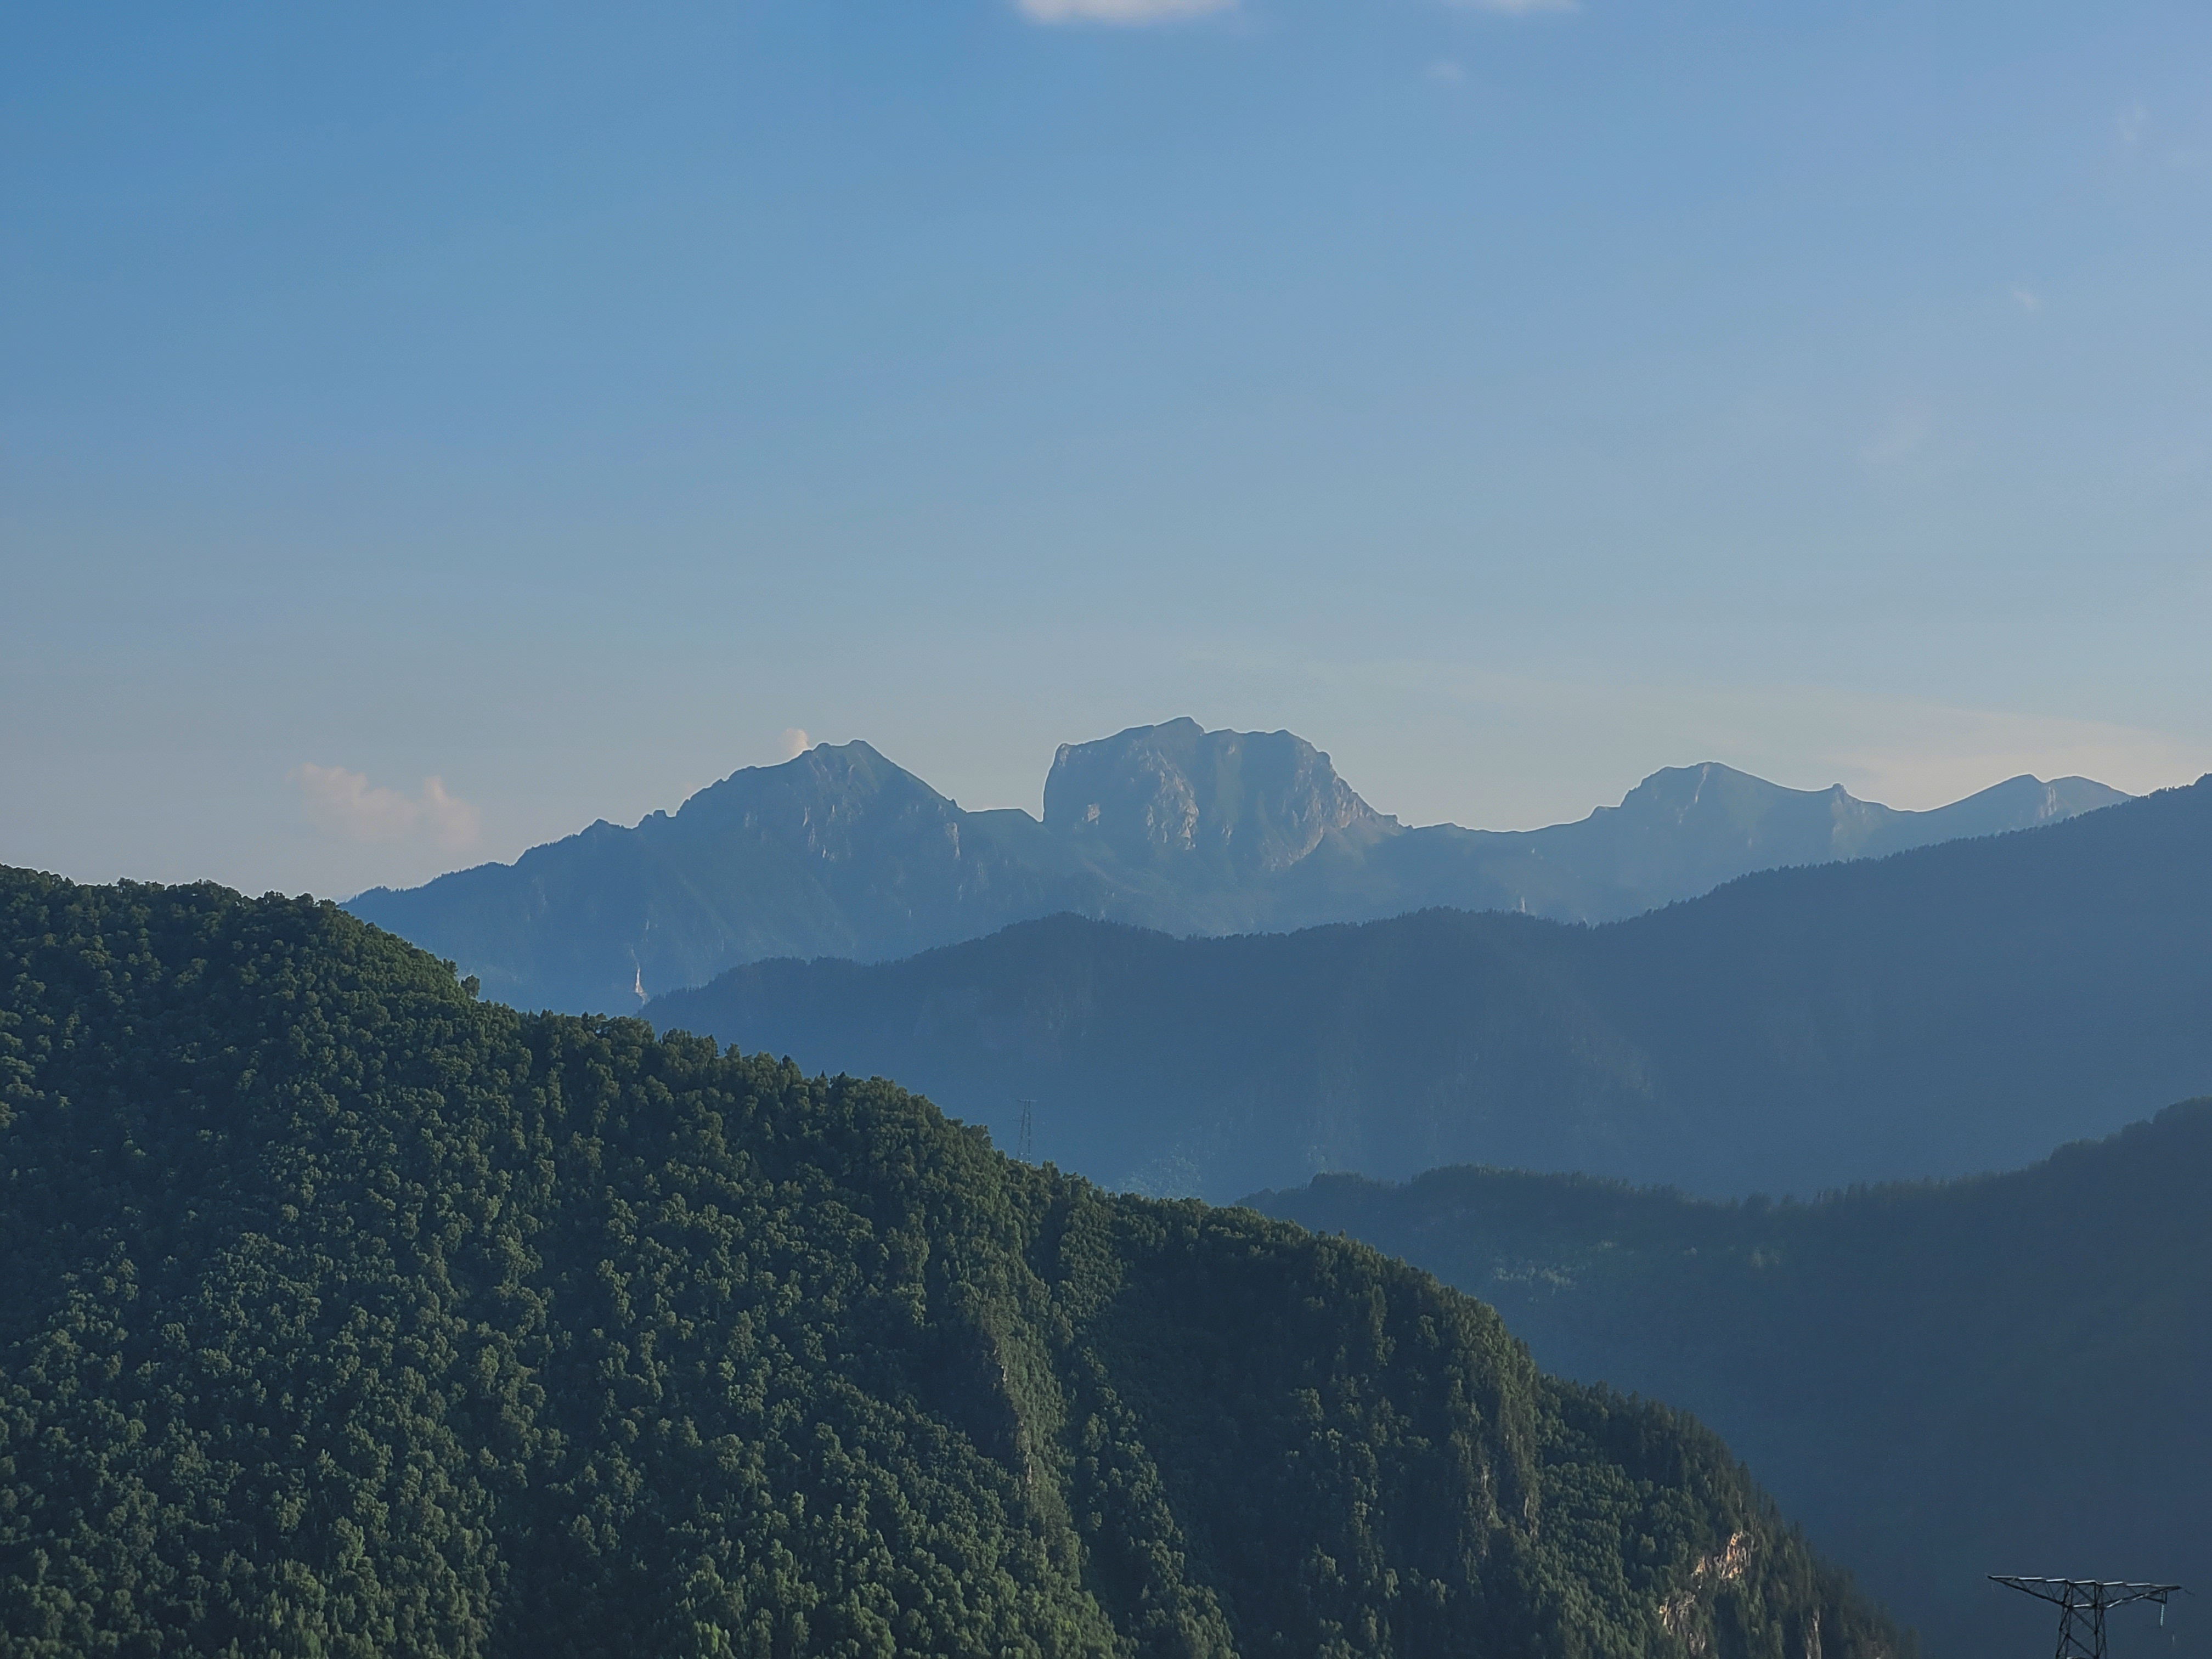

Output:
xmin=1015 ymin=1098 xmax=1036 ymax=1162
xmin=1991 ymin=1577 xmax=2180 ymax=1659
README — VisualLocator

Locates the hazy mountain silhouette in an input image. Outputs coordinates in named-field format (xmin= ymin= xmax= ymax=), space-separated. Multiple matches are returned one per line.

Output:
xmin=348 ymin=741 xmax=1061 ymax=1013
xmin=351 ymin=717 xmax=2125 ymax=1014
xmin=648 ymin=776 xmax=2212 ymax=1200
xmin=1246 ymin=1101 xmax=2212 ymax=1659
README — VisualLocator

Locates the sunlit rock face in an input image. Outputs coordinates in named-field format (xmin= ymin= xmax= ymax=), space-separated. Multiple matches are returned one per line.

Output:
xmin=1043 ymin=718 xmax=1400 ymax=878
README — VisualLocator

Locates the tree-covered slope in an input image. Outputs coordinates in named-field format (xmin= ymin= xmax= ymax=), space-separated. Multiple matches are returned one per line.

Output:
xmin=649 ymin=776 xmax=2212 ymax=1200
xmin=1247 ymin=1104 xmax=2212 ymax=1659
xmin=350 ymin=719 xmax=2124 ymax=1016
xmin=0 ymin=868 xmax=1904 ymax=1658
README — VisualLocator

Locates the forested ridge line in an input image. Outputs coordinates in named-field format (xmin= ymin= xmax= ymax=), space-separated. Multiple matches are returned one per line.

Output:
xmin=0 ymin=868 xmax=1905 ymax=1657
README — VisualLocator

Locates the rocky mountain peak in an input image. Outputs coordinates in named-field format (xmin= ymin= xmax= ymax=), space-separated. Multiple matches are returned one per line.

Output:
xmin=1042 ymin=719 xmax=1398 ymax=876
xmin=667 ymin=740 xmax=962 ymax=863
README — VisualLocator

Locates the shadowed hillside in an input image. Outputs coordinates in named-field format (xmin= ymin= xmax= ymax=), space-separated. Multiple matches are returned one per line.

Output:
xmin=650 ymin=776 xmax=2212 ymax=1199
xmin=1248 ymin=1103 xmax=2212 ymax=1659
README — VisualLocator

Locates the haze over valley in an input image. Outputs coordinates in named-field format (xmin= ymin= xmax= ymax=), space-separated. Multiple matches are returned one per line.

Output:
xmin=646 ymin=766 xmax=2209 ymax=1199
xmin=1250 ymin=1102 xmax=2212 ymax=1659
xmin=11 ymin=2 xmax=2211 ymax=1655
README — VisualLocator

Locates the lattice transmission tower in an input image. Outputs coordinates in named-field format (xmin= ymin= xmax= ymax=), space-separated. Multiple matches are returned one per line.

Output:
xmin=1015 ymin=1098 xmax=1035 ymax=1162
xmin=1991 ymin=1577 xmax=2180 ymax=1659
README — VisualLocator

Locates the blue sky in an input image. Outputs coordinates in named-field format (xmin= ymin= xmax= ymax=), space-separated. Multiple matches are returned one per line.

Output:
xmin=6 ymin=0 xmax=2211 ymax=896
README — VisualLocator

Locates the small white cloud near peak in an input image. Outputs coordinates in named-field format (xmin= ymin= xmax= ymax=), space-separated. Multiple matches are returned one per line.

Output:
xmin=1017 ymin=0 xmax=1234 ymax=24
xmin=293 ymin=764 xmax=481 ymax=850
xmin=780 ymin=728 xmax=814 ymax=760
xmin=1452 ymin=0 xmax=1578 ymax=15
xmin=1426 ymin=58 xmax=1467 ymax=83
xmin=2010 ymin=285 xmax=2041 ymax=314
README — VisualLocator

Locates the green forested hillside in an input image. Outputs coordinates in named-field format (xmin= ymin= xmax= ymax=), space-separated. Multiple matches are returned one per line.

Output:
xmin=0 ymin=868 xmax=1903 ymax=1658
xmin=650 ymin=776 xmax=2212 ymax=1200
xmin=1249 ymin=1109 xmax=2212 ymax=1659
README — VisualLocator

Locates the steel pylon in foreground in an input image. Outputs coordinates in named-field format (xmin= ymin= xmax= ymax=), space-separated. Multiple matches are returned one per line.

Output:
xmin=1990 ymin=1577 xmax=2181 ymax=1659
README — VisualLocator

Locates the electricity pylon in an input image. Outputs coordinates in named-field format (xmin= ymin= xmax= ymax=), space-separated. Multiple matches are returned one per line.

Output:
xmin=1015 ymin=1098 xmax=1035 ymax=1162
xmin=1991 ymin=1577 xmax=2180 ymax=1659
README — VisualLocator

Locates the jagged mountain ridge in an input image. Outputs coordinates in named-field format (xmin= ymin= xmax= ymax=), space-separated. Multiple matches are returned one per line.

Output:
xmin=345 ymin=742 xmax=1063 ymax=1015
xmin=1044 ymin=720 xmax=1400 ymax=879
xmin=1245 ymin=1101 xmax=2212 ymax=1659
xmin=646 ymin=775 xmax=2212 ymax=1202
xmin=349 ymin=716 xmax=2126 ymax=1014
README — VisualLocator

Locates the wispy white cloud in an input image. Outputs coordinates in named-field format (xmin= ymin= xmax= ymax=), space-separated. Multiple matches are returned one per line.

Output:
xmin=2110 ymin=101 xmax=2212 ymax=170
xmin=1017 ymin=0 xmax=1235 ymax=24
xmin=2009 ymin=285 xmax=2041 ymax=314
xmin=780 ymin=727 xmax=814 ymax=760
xmin=292 ymin=764 xmax=481 ymax=850
xmin=1451 ymin=0 xmax=1578 ymax=15
xmin=1425 ymin=58 xmax=1467 ymax=84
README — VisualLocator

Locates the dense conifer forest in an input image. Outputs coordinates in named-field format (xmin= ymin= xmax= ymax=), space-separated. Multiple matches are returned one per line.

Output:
xmin=0 ymin=868 xmax=1904 ymax=1657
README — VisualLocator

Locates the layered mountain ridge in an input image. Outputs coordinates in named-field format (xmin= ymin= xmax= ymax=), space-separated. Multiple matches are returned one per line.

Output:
xmin=349 ymin=718 xmax=2125 ymax=1014
xmin=1246 ymin=1101 xmax=2212 ymax=1659
xmin=647 ymin=774 xmax=2212 ymax=1201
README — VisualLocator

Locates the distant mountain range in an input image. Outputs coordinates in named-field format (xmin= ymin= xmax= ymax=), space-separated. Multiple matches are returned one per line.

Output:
xmin=647 ymin=775 xmax=2212 ymax=1200
xmin=1246 ymin=1101 xmax=2212 ymax=1659
xmin=349 ymin=718 xmax=2125 ymax=1014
